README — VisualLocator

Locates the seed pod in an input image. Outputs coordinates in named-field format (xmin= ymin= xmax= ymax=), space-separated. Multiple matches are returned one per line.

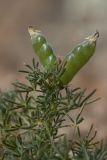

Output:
xmin=59 ymin=31 xmax=99 ymax=85
xmin=28 ymin=26 xmax=56 ymax=70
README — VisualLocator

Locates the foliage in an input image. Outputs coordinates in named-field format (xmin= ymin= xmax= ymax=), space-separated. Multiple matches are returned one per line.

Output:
xmin=0 ymin=59 xmax=107 ymax=160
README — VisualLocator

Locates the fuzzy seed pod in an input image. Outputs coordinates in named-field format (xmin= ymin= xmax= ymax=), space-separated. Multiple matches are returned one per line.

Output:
xmin=28 ymin=26 xmax=56 ymax=70
xmin=59 ymin=31 xmax=99 ymax=85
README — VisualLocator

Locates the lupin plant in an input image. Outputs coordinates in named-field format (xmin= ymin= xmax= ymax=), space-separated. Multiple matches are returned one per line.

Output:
xmin=0 ymin=27 xmax=107 ymax=160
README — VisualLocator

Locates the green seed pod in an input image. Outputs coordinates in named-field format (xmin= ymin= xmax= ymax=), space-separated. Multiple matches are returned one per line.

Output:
xmin=28 ymin=26 xmax=56 ymax=70
xmin=59 ymin=32 xmax=99 ymax=85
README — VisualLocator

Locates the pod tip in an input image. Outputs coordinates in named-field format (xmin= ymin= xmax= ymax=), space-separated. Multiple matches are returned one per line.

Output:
xmin=28 ymin=26 xmax=34 ymax=35
xmin=94 ymin=30 xmax=99 ymax=39
xmin=91 ymin=30 xmax=99 ymax=42
xmin=86 ymin=31 xmax=99 ymax=42
xmin=28 ymin=26 xmax=41 ymax=36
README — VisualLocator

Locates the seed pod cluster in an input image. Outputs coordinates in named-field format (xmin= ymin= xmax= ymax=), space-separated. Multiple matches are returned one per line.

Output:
xmin=28 ymin=27 xmax=99 ymax=86
xmin=28 ymin=26 xmax=56 ymax=70
xmin=59 ymin=32 xmax=99 ymax=85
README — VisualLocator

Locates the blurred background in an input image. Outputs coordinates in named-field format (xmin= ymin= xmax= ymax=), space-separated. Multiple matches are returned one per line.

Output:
xmin=0 ymin=0 xmax=107 ymax=139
